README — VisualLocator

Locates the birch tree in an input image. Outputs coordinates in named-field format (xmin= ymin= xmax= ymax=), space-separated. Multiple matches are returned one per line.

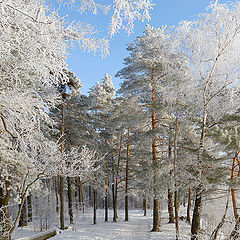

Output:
xmin=176 ymin=2 xmax=240 ymax=239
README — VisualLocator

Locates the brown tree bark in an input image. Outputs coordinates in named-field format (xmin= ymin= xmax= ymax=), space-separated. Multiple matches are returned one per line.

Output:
xmin=59 ymin=175 xmax=64 ymax=230
xmin=89 ymin=185 xmax=92 ymax=206
xmin=112 ymin=182 xmax=115 ymax=217
xmin=27 ymin=194 xmax=32 ymax=222
xmin=67 ymin=177 xmax=73 ymax=224
xmin=79 ymin=178 xmax=84 ymax=213
xmin=231 ymin=152 xmax=239 ymax=220
xmin=105 ymin=191 xmax=108 ymax=222
xmin=150 ymin=69 xmax=160 ymax=232
xmin=231 ymin=188 xmax=238 ymax=220
xmin=174 ymin=191 xmax=179 ymax=239
xmin=151 ymin=198 xmax=160 ymax=232
xmin=168 ymin=189 xmax=174 ymax=223
xmin=93 ymin=189 xmax=97 ymax=224
xmin=125 ymin=127 xmax=130 ymax=222
xmin=18 ymin=199 xmax=27 ymax=227
xmin=187 ymin=187 xmax=191 ymax=224
xmin=143 ymin=198 xmax=147 ymax=216
xmin=75 ymin=177 xmax=79 ymax=210
xmin=54 ymin=177 xmax=59 ymax=213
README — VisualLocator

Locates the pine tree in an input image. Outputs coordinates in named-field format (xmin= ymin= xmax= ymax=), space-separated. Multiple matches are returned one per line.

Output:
xmin=117 ymin=25 xmax=176 ymax=232
xmin=88 ymin=73 xmax=116 ymax=223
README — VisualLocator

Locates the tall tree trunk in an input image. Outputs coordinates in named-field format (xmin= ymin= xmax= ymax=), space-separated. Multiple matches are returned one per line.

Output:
xmin=174 ymin=104 xmax=179 ymax=239
xmin=55 ymin=177 xmax=59 ymax=213
xmin=125 ymin=196 xmax=129 ymax=221
xmin=113 ymin=132 xmax=123 ymax=222
xmin=151 ymin=69 xmax=160 ymax=232
xmin=191 ymin=184 xmax=203 ymax=240
xmin=59 ymin=175 xmax=64 ymax=230
xmin=105 ymin=191 xmax=108 ymax=222
xmin=151 ymin=198 xmax=160 ymax=232
xmin=59 ymin=102 xmax=65 ymax=230
xmin=174 ymin=191 xmax=179 ymax=239
xmin=93 ymin=189 xmax=97 ymax=224
xmin=231 ymin=152 xmax=239 ymax=220
xmin=231 ymin=188 xmax=238 ymax=220
xmin=143 ymin=198 xmax=147 ymax=216
xmin=112 ymin=182 xmax=115 ymax=216
xmin=89 ymin=185 xmax=92 ymax=206
xmin=105 ymin=150 xmax=109 ymax=222
xmin=187 ymin=188 xmax=191 ymax=224
xmin=75 ymin=177 xmax=79 ymax=210
xmin=27 ymin=194 xmax=32 ymax=222
xmin=67 ymin=177 xmax=73 ymax=224
xmin=168 ymin=138 xmax=174 ymax=223
xmin=110 ymin=139 xmax=115 ymax=216
xmin=62 ymin=103 xmax=73 ymax=225
xmin=18 ymin=199 xmax=27 ymax=227
xmin=79 ymin=178 xmax=84 ymax=213
xmin=45 ymin=179 xmax=51 ymax=231
xmin=125 ymin=127 xmax=130 ymax=222
xmin=191 ymin=107 xmax=207 ymax=239
xmin=168 ymin=189 xmax=174 ymax=223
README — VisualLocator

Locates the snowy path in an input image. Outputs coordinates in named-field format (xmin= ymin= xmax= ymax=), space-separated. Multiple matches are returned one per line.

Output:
xmin=50 ymin=209 xmax=190 ymax=240
xmin=13 ymin=208 xmax=191 ymax=239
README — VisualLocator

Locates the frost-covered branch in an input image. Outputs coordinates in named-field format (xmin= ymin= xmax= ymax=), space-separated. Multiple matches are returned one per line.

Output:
xmin=55 ymin=0 xmax=153 ymax=37
xmin=0 ymin=115 xmax=17 ymax=146
xmin=0 ymin=2 xmax=52 ymax=24
xmin=60 ymin=145 xmax=101 ymax=178
xmin=109 ymin=0 xmax=153 ymax=36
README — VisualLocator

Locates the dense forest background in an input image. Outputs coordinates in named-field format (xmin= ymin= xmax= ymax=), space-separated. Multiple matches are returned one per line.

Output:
xmin=1 ymin=1 xmax=240 ymax=240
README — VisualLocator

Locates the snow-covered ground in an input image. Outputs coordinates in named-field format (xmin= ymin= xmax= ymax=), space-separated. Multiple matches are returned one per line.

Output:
xmin=13 ymin=208 xmax=191 ymax=240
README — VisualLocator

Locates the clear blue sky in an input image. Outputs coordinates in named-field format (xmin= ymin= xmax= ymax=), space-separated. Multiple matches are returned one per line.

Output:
xmin=66 ymin=0 xmax=233 ymax=95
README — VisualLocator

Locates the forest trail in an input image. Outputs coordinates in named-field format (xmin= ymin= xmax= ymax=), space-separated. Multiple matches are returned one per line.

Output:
xmin=49 ymin=209 xmax=190 ymax=240
xmin=13 ymin=209 xmax=191 ymax=239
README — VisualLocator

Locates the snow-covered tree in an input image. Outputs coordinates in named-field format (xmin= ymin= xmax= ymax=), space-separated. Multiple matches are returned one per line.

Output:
xmin=0 ymin=0 xmax=95 ymax=238
xmin=88 ymin=74 xmax=116 ymax=222
xmin=55 ymin=0 xmax=153 ymax=37
xmin=117 ymin=24 xmax=182 ymax=232
xmin=176 ymin=2 xmax=240 ymax=239
xmin=0 ymin=0 xmax=154 ymax=238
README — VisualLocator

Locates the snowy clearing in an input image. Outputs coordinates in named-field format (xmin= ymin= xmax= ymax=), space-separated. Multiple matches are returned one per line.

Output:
xmin=13 ymin=208 xmax=191 ymax=240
